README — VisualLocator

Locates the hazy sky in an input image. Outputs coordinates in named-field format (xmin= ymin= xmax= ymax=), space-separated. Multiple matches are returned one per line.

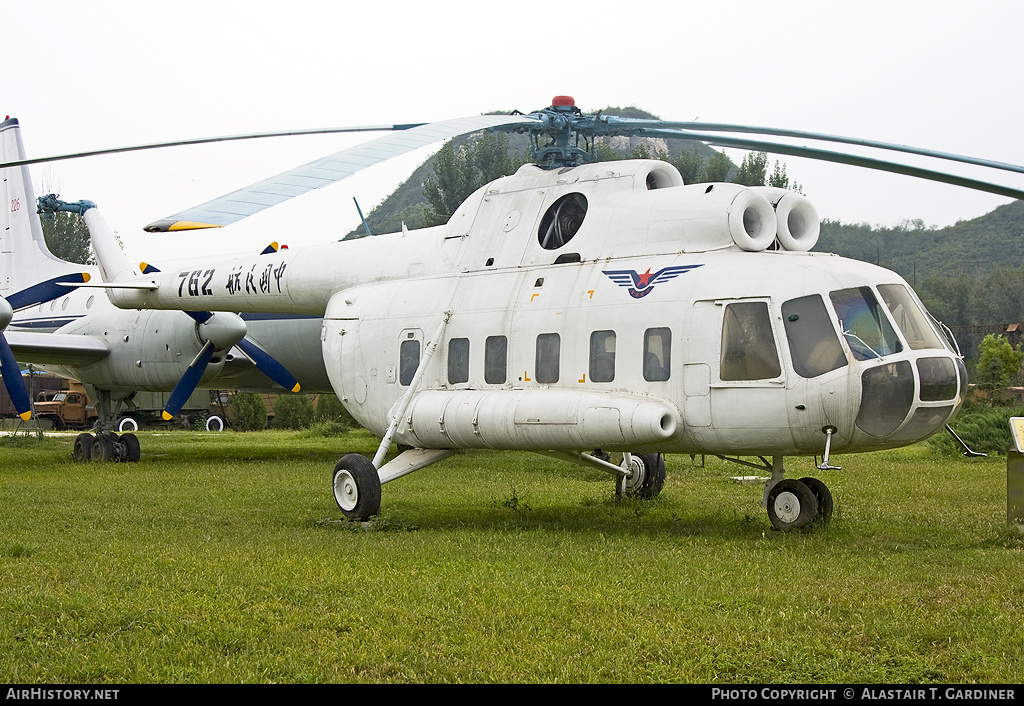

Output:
xmin=5 ymin=0 xmax=1023 ymax=263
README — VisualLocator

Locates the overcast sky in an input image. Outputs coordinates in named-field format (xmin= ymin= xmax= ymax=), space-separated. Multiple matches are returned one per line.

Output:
xmin=5 ymin=0 xmax=1024 ymax=263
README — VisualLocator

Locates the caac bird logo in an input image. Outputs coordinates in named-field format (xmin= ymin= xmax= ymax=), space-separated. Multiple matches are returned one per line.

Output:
xmin=602 ymin=264 xmax=702 ymax=298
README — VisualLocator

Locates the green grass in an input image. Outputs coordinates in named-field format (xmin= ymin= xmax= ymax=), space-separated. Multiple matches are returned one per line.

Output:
xmin=1 ymin=430 xmax=1021 ymax=683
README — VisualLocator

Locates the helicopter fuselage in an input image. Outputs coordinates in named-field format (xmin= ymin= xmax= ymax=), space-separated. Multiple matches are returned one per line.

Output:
xmin=108 ymin=158 xmax=965 ymax=460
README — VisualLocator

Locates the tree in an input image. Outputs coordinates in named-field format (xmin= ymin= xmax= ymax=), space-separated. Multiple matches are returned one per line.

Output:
xmin=40 ymin=210 xmax=93 ymax=264
xmin=702 ymin=150 xmax=732 ymax=182
xmin=671 ymin=146 xmax=704 ymax=185
xmin=229 ymin=392 xmax=267 ymax=431
xmin=272 ymin=394 xmax=315 ymax=429
xmin=975 ymin=334 xmax=1023 ymax=390
xmin=733 ymin=151 xmax=769 ymax=187
xmin=422 ymin=141 xmax=476 ymax=227
xmin=422 ymin=132 xmax=527 ymax=227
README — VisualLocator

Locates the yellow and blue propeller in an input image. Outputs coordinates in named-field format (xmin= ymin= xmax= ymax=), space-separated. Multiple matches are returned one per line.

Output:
xmin=0 ymin=272 xmax=91 ymax=420
xmin=160 ymin=308 xmax=301 ymax=421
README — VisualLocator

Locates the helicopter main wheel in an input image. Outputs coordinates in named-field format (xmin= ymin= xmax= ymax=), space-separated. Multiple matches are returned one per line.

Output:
xmin=798 ymin=476 xmax=834 ymax=526
xmin=332 ymin=453 xmax=382 ymax=521
xmin=767 ymin=479 xmax=819 ymax=531
xmin=73 ymin=433 xmax=94 ymax=463
xmin=616 ymin=452 xmax=666 ymax=499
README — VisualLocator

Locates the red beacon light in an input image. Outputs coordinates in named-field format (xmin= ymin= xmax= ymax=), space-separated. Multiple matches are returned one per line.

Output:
xmin=550 ymin=96 xmax=576 ymax=111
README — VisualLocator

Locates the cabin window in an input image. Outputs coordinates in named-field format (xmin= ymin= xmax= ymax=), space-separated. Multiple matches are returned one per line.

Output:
xmin=720 ymin=301 xmax=782 ymax=381
xmin=538 ymin=193 xmax=587 ymax=250
xmin=782 ymin=295 xmax=847 ymax=378
xmin=589 ymin=331 xmax=616 ymax=383
xmin=830 ymin=287 xmax=903 ymax=361
xmin=448 ymin=338 xmax=470 ymax=385
xmin=535 ymin=333 xmax=560 ymax=384
xmin=399 ymin=339 xmax=420 ymax=386
xmin=485 ymin=336 xmax=507 ymax=385
xmin=644 ymin=327 xmax=672 ymax=382
xmin=877 ymin=284 xmax=946 ymax=350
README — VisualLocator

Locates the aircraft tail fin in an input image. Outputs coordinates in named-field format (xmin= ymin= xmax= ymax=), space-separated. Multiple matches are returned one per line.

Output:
xmin=0 ymin=117 xmax=82 ymax=297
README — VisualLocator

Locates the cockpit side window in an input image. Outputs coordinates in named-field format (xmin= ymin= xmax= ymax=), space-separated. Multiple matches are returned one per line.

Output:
xmin=830 ymin=287 xmax=903 ymax=361
xmin=782 ymin=295 xmax=848 ymax=378
xmin=877 ymin=284 xmax=946 ymax=350
xmin=720 ymin=301 xmax=782 ymax=381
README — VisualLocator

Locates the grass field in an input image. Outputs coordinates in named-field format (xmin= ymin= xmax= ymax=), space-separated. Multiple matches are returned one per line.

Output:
xmin=1 ymin=429 xmax=1022 ymax=683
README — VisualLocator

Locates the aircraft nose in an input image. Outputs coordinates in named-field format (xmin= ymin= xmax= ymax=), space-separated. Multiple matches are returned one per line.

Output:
xmin=855 ymin=354 xmax=964 ymax=441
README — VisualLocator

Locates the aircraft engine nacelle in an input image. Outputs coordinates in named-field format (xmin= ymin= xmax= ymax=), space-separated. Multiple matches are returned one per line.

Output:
xmin=392 ymin=389 xmax=682 ymax=452
xmin=585 ymin=180 xmax=780 ymax=254
xmin=55 ymin=309 xmax=226 ymax=391
xmin=749 ymin=186 xmax=820 ymax=251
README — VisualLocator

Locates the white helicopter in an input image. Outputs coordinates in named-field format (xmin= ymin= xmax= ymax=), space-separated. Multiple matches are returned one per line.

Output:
xmin=0 ymin=117 xmax=333 ymax=461
xmin=5 ymin=97 xmax=1022 ymax=530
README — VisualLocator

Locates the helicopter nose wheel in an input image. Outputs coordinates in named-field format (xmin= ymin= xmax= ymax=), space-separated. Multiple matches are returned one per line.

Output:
xmin=332 ymin=453 xmax=382 ymax=520
xmin=766 ymin=477 xmax=833 ymax=530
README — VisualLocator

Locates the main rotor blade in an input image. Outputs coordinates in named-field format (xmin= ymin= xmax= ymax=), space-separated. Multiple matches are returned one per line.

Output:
xmin=642 ymin=128 xmax=1024 ymax=201
xmin=140 ymin=114 xmax=538 ymax=232
xmin=594 ymin=117 xmax=1024 ymax=177
xmin=0 ymin=124 xmax=438 ymax=169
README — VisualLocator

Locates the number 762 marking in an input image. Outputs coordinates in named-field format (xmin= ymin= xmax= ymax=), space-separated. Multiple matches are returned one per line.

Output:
xmin=177 ymin=269 xmax=215 ymax=297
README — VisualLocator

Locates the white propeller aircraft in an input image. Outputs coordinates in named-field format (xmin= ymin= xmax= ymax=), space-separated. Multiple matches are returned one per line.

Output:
xmin=4 ymin=97 xmax=1022 ymax=530
xmin=0 ymin=117 xmax=333 ymax=462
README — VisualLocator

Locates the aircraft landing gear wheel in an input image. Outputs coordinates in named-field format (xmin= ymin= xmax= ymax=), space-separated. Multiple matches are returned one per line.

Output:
xmin=798 ymin=476 xmax=834 ymax=526
xmin=616 ymin=453 xmax=666 ymax=499
xmin=332 ymin=453 xmax=381 ymax=521
xmin=120 ymin=433 xmax=142 ymax=463
xmin=91 ymin=434 xmax=115 ymax=463
xmin=73 ymin=433 xmax=94 ymax=463
xmin=767 ymin=478 xmax=819 ymax=531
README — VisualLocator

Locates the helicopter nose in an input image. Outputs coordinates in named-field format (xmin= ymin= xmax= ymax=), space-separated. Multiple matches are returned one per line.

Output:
xmin=855 ymin=354 xmax=964 ymax=441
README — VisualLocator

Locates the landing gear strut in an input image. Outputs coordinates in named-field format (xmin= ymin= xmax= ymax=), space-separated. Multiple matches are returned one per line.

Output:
xmin=71 ymin=388 xmax=142 ymax=463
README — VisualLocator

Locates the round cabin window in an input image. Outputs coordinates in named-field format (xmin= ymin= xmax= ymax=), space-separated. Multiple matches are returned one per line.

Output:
xmin=538 ymin=193 xmax=587 ymax=250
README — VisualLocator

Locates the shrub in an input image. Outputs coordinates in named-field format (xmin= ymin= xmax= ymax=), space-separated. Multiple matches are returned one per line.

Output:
xmin=230 ymin=393 xmax=268 ymax=432
xmin=930 ymin=403 xmax=1024 ymax=456
xmin=314 ymin=393 xmax=360 ymax=430
xmin=273 ymin=394 xmax=315 ymax=430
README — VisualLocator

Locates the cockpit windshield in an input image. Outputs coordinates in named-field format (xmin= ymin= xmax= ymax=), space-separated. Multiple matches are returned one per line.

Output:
xmin=877 ymin=283 xmax=947 ymax=351
xmin=830 ymin=287 xmax=903 ymax=361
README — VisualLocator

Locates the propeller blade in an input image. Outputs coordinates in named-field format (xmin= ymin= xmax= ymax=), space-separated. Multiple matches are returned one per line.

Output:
xmin=6 ymin=273 xmax=91 ymax=311
xmin=0 ymin=334 xmax=31 ymax=420
xmin=162 ymin=340 xmax=215 ymax=420
xmin=236 ymin=337 xmax=300 ymax=393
